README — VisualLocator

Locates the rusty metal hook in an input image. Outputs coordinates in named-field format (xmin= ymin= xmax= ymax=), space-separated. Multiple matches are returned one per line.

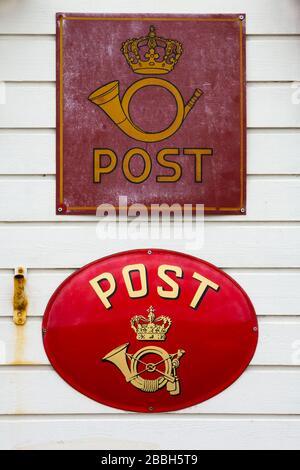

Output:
xmin=13 ymin=267 xmax=28 ymax=326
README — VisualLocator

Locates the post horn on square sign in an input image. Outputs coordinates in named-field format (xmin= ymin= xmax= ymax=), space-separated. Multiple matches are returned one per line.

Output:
xmin=88 ymin=25 xmax=203 ymax=142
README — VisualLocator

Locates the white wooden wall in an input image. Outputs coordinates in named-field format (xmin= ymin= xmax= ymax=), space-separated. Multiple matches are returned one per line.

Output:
xmin=0 ymin=0 xmax=300 ymax=450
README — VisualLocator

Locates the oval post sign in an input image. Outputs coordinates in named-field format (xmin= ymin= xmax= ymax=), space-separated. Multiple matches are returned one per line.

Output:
xmin=42 ymin=249 xmax=258 ymax=412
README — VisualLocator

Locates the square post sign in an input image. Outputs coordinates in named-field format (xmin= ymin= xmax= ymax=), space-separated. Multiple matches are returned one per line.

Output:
xmin=56 ymin=14 xmax=246 ymax=215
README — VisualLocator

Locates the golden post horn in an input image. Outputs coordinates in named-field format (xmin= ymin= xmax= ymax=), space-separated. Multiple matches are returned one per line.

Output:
xmin=102 ymin=343 xmax=133 ymax=382
xmin=88 ymin=79 xmax=202 ymax=143
xmin=102 ymin=343 xmax=160 ymax=392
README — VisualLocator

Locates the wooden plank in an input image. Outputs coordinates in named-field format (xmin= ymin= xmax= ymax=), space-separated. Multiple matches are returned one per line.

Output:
xmin=0 ymin=368 xmax=299 ymax=415
xmin=1 ymin=416 xmax=300 ymax=450
xmin=0 ymin=223 xmax=299 ymax=269
xmin=0 ymin=319 xmax=48 ymax=365
xmin=2 ymin=36 xmax=300 ymax=82
xmin=0 ymin=132 xmax=55 ymax=174
xmin=2 ymin=269 xmax=300 ymax=318
xmin=228 ymin=270 xmax=300 ymax=316
xmin=0 ymin=318 xmax=298 ymax=366
xmin=247 ymin=131 xmax=300 ymax=175
xmin=0 ymin=176 xmax=299 ymax=221
xmin=1 ymin=269 xmax=299 ymax=317
xmin=247 ymin=85 xmax=300 ymax=128
xmin=0 ymin=0 xmax=299 ymax=34
xmin=247 ymin=37 xmax=300 ymax=82
xmin=254 ymin=320 xmax=300 ymax=365
xmin=0 ymin=84 xmax=55 ymax=128
xmin=0 ymin=36 xmax=55 ymax=82
xmin=1 ymin=130 xmax=299 ymax=176
xmin=0 ymin=84 xmax=299 ymax=128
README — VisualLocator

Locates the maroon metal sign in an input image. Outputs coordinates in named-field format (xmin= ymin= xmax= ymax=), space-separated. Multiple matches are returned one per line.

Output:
xmin=56 ymin=13 xmax=246 ymax=215
xmin=42 ymin=249 xmax=258 ymax=413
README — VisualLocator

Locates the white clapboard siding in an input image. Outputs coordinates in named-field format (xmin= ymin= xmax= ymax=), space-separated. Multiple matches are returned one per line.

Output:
xmin=0 ymin=223 xmax=299 ymax=269
xmin=247 ymin=131 xmax=300 ymax=175
xmin=1 ymin=269 xmax=300 ymax=317
xmin=0 ymin=0 xmax=299 ymax=35
xmin=0 ymin=132 xmax=55 ymax=175
xmin=247 ymin=37 xmax=300 ymax=82
xmin=0 ymin=176 xmax=299 ymax=221
xmin=0 ymin=84 xmax=55 ymax=128
xmin=1 ymin=130 xmax=299 ymax=176
xmin=0 ymin=318 xmax=299 ymax=366
xmin=0 ymin=367 xmax=300 ymax=415
xmin=0 ymin=36 xmax=55 ymax=82
xmin=0 ymin=0 xmax=299 ymax=451
xmin=2 ymin=36 xmax=300 ymax=82
xmin=1 ymin=84 xmax=300 ymax=128
xmin=1 ymin=417 xmax=300 ymax=450
xmin=247 ymin=84 xmax=300 ymax=128
xmin=0 ymin=319 xmax=48 ymax=365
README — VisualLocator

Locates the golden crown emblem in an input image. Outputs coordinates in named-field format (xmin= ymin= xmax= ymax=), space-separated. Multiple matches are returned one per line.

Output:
xmin=121 ymin=25 xmax=183 ymax=75
xmin=130 ymin=306 xmax=172 ymax=341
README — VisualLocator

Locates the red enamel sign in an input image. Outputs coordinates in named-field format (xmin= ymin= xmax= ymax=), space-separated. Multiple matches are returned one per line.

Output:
xmin=56 ymin=14 xmax=246 ymax=215
xmin=42 ymin=249 xmax=258 ymax=412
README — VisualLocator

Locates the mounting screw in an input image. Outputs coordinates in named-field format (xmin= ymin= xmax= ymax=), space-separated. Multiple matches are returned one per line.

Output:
xmin=57 ymin=207 xmax=63 ymax=213
xmin=240 ymin=208 xmax=245 ymax=213
xmin=147 ymin=250 xmax=152 ymax=255
xmin=148 ymin=406 xmax=154 ymax=411
xmin=253 ymin=326 xmax=258 ymax=332
xmin=239 ymin=15 xmax=244 ymax=21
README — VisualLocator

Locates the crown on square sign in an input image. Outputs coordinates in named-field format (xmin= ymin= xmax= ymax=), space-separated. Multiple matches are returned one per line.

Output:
xmin=121 ymin=25 xmax=183 ymax=75
xmin=130 ymin=306 xmax=172 ymax=341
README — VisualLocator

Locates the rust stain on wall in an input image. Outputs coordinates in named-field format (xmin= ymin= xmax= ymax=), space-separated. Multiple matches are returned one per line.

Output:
xmin=12 ymin=323 xmax=26 ymax=365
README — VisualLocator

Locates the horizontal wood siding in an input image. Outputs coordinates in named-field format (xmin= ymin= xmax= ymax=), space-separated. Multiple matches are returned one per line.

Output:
xmin=0 ymin=0 xmax=299 ymax=450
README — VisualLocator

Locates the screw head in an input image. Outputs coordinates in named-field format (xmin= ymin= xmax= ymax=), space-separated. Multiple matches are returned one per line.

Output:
xmin=148 ymin=406 xmax=154 ymax=411
xmin=239 ymin=15 xmax=244 ymax=20
xmin=253 ymin=326 xmax=258 ymax=332
xmin=57 ymin=203 xmax=67 ymax=213
xmin=241 ymin=207 xmax=246 ymax=213
xmin=147 ymin=250 xmax=152 ymax=255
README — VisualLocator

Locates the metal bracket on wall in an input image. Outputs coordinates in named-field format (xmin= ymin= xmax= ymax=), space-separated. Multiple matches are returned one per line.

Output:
xmin=13 ymin=267 xmax=28 ymax=326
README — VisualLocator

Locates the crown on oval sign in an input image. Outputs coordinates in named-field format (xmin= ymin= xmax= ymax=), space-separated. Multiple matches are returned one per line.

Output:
xmin=130 ymin=306 xmax=172 ymax=341
xmin=121 ymin=25 xmax=183 ymax=75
